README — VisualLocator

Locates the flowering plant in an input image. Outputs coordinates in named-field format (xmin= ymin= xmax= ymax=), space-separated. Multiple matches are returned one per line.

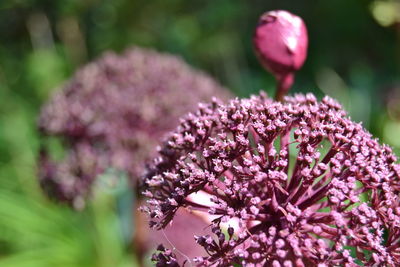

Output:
xmin=143 ymin=92 xmax=400 ymax=266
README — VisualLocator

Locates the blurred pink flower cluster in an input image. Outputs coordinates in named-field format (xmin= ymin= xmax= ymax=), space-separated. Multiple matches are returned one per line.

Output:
xmin=38 ymin=47 xmax=230 ymax=208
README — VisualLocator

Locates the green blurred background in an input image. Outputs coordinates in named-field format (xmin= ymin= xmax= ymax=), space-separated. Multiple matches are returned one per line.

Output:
xmin=0 ymin=0 xmax=399 ymax=266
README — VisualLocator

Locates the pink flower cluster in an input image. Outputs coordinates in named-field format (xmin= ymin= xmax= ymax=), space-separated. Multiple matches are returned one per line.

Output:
xmin=38 ymin=47 xmax=229 ymax=207
xmin=143 ymin=93 xmax=400 ymax=266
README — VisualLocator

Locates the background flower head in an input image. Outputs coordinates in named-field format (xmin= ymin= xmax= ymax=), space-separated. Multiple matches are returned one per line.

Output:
xmin=38 ymin=47 xmax=230 ymax=207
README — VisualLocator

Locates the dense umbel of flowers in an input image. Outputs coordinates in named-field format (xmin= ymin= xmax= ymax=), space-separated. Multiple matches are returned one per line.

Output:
xmin=38 ymin=47 xmax=229 ymax=206
xmin=143 ymin=92 xmax=400 ymax=266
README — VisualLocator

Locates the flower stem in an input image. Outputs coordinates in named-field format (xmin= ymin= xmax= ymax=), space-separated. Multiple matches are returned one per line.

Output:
xmin=275 ymin=73 xmax=294 ymax=102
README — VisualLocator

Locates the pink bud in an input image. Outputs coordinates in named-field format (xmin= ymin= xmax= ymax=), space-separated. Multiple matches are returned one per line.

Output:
xmin=253 ymin=10 xmax=308 ymax=101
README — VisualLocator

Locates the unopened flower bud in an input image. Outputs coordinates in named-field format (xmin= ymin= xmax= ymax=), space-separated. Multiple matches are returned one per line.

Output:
xmin=253 ymin=10 xmax=308 ymax=101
